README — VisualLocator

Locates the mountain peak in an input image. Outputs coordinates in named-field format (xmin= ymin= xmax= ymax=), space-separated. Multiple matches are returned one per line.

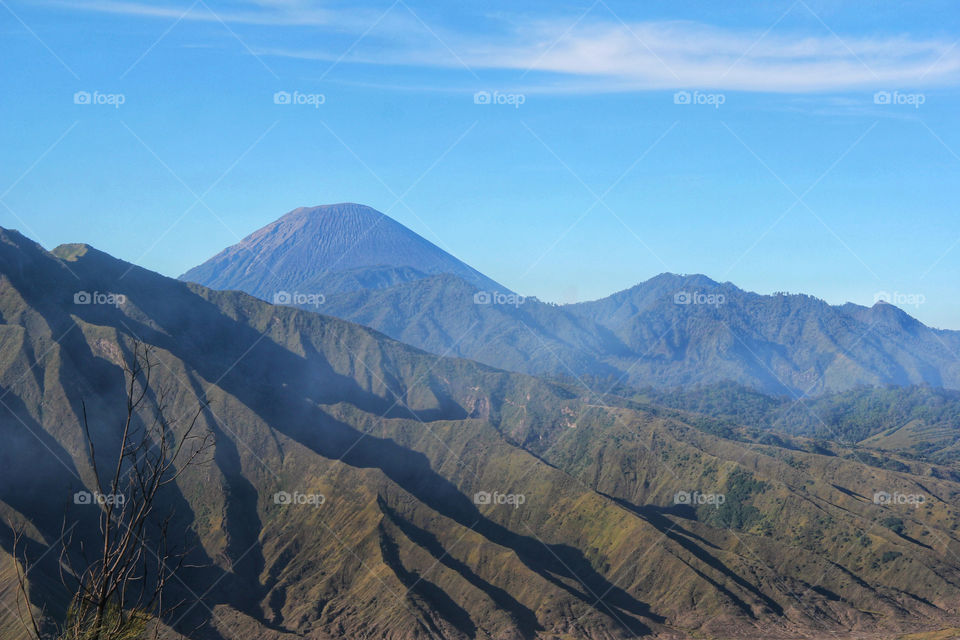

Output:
xmin=288 ymin=202 xmax=381 ymax=217
xmin=271 ymin=202 xmax=385 ymax=229
xmin=52 ymin=242 xmax=93 ymax=261
xmin=868 ymin=299 xmax=926 ymax=332
xmin=591 ymin=273 xmax=731 ymax=306
xmin=646 ymin=272 xmax=723 ymax=289
xmin=180 ymin=203 xmax=509 ymax=299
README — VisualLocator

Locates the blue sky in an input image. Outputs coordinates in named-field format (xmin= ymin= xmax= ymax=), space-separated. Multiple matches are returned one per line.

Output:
xmin=2 ymin=0 xmax=959 ymax=327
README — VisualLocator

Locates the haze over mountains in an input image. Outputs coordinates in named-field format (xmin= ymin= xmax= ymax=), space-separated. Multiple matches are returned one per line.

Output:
xmin=5 ymin=227 xmax=960 ymax=639
xmin=183 ymin=204 xmax=960 ymax=396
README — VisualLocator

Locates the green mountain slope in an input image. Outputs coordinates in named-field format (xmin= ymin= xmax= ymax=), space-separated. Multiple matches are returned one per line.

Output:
xmin=636 ymin=382 xmax=960 ymax=465
xmin=3 ymin=228 xmax=960 ymax=639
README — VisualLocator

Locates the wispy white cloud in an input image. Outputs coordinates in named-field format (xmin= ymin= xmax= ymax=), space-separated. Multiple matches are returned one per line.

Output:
xmin=49 ymin=0 xmax=960 ymax=92
xmin=260 ymin=20 xmax=960 ymax=92
xmin=463 ymin=21 xmax=960 ymax=92
xmin=46 ymin=0 xmax=372 ymax=28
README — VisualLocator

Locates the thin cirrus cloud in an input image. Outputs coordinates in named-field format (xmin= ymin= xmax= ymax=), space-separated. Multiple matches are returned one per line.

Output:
xmin=46 ymin=0 xmax=378 ymax=29
xmin=514 ymin=23 xmax=960 ymax=92
xmin=50 ymin=0 xmax=960 ymax=93
xmin=264 ymin=21 xmax=960 ymax=93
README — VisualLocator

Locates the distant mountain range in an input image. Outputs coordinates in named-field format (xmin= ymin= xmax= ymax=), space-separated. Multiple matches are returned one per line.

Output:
xmin=183 ymin=204 xmax=960 ymax=396
xmin=5 ymin=227 xmax=960 ymax=639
